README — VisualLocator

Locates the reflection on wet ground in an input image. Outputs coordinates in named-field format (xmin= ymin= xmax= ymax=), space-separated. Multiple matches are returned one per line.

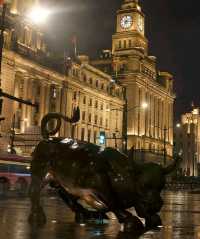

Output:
xmin=0 ymin=191 xmax=200 ymax=239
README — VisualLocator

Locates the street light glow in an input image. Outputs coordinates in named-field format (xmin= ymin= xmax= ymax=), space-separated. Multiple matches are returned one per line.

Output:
xmin=176 ymin=123 xmax=181 ymax=128
xmin=28 ymin=6 xmax=50 ymax=24
xmin=141 ymin=102 xmax=148 ymax=109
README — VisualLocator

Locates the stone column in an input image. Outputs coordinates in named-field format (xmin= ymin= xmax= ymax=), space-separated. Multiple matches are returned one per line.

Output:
xmin=56 ymin=86 xmax=62 ymax=113
xmin=27 ymin=78 xmax=34 ymax=127
xmin=65 ymin=86 xmax=73 ymax=138
xmin=141 ymin=87 xmax=146 ymax=137
xmin=44 ymin=83 xmax=50 ymax=115
xmin=164 ymin=101 xmax=169 ymax=143
xmin=154 ymin=97 xmax=158 ymax=139
xmin=158 ymin=99 xmax=162 ymax=139
xmin=145 ymin=92 xmax=149 ymax=137
xmin=150 ymin=94 xmax=154 ymax=138
xmin=134 ymin=85 xmax=139 ymax=136
xmin=10 ymin=0 xmax=19 ymax=14
xmin=38 ymin=81 xmax=46 ymax=122
xmin=149 ymin=94 xmax=152 ymax=137
xmin=21 ymin=75 xmax=28 ymax=132
xmin=160 ymin=100 xmax=164 ymax=140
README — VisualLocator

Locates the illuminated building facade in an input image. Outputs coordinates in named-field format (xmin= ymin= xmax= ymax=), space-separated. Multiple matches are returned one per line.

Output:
xmin=174 ymin=108 xmax=200 ymax=176
xmin=0 ymin=1 xmax=124 ymax=154
xmin=93 ymin=0 xmax=175 ymax=156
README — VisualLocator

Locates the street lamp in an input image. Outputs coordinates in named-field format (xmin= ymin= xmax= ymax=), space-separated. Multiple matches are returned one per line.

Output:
xmin=27 ymin=5 xmax=50 ymax=24
xmin=107 ymin=101 xmax=148 ymax=154
xmin=124 ymin=102 xmax=148 ymax=154
xmin=153 ymin=125 xmax=176 ymax=166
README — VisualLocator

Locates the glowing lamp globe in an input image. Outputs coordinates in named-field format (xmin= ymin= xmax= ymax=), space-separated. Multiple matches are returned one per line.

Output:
xmin=28 ymin=6 xmax=50 ymax=24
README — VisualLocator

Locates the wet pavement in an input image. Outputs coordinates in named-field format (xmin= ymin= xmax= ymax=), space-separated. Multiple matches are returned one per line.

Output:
xmin=1 ymin=190 xmax=200 ymax=239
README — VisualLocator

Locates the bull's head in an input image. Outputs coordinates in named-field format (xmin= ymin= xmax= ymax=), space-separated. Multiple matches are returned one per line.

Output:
xmin=128 ymin=148 xmax=182 ymax=218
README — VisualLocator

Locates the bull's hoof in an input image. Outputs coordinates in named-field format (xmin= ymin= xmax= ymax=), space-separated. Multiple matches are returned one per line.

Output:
xmin=123 ymin=216 xmax=144 ymax=233
xmin=28 ymin=208 xmax=46 ymax=226
xmin=145 ymin=214 xmax=162 ymax=229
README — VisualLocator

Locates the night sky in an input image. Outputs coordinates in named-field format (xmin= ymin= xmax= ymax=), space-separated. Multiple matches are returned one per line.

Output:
xmin=43 ymin=0 xmax=200 ymax=119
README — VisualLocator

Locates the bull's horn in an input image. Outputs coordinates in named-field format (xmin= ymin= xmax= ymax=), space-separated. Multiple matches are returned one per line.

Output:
xmin=163 ymin=155 xmax=182 ymax=175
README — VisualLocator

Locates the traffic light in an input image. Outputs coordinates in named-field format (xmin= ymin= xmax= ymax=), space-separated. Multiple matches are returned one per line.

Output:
xmin=99 ymin=131 xmax=106 ymax=145
xmin=0 ymin=98 xmax=3 ymax=114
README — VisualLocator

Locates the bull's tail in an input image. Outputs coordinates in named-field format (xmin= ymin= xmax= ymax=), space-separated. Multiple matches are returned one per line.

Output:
xmin=41 ymin=108 xmax=80 ymax=139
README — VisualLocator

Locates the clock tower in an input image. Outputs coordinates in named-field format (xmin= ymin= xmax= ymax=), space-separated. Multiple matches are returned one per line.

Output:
xmin=112 ymin=0 xmax=148 ymax=58
xmin=111 ymin=0 xmax=174 ymax=157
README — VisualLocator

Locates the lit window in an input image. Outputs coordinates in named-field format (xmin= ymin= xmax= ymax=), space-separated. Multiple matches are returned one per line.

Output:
xmin=124 ymin=40 xmax=126 ymax=48
xmin=106 ymin=119 xmax=108 ymax=128
xmin=53 ymin=88 xmax=57 ymax=98
xmin=95 ymin=115 xmax=98 ymax=124
xmin=129 ymin=39 xmax=131 ymax=48
xmin=81 ymin=128 xmax=85 ymax=141
xmin=94 ymin=131 xmax=97 ymax=143
xmin=88 ymin=130 xmax=91 ymax=142
xmin=73 ymin=91 xmax=77 ymax=100
xmin=88 ymin=113 xmax=92 ymax=123
xmin=83 ymin=96 xmax=86 ymax=104
xmin=95 ymin=100 xmax=98 ymax=108
xmin=83 ymin=74 xmax=87 ymax=82
xmin=89 ymin=98 xmax=92 ymax=107
xmin=100 ymin=117 xmax=103 ymax=126
xmin=82 ymin=111 xmax=86 ymax=121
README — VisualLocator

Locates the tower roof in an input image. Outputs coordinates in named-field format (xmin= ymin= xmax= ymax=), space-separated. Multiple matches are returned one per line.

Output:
xmin=121 ymin=0 xmax=140 ymax=10
xmin=124 ymin=0 xmax=138 ymax=3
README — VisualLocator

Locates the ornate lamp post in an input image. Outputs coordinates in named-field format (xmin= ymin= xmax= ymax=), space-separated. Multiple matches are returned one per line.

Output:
xmin=27 ymin=5 xmax=50 ymax=24
xmin=108 ymin=88 xmax=148 ymax=154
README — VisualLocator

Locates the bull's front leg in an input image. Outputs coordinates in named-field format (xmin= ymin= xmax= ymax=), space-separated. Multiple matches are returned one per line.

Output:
xmin=28 ymin=159 xmax=47 ymax=225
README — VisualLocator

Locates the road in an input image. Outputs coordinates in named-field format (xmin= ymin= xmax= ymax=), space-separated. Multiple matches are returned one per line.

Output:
xmin=0 ymin=190 xmax=200 ymax=239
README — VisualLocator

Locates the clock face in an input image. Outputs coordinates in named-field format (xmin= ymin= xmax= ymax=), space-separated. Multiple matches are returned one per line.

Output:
xmin=138 ymin=16 xmax=143 ymax=32
xmin=120 ymin=15 xmax=133 ymax=29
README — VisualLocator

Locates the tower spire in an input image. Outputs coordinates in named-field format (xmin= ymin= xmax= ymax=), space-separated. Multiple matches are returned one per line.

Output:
xmin=124 ymin=0 xmax=138 ymax=3
xmin=121 ymin=0 xmax=140 ymax=10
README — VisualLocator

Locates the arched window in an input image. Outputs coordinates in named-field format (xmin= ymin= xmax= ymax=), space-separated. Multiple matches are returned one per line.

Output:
xmin=88 ymin=113 xmax=92 ymax=123
xmin=83 ymin=96 xmax=86 ymax=104
xmin=95 ymin=100 xmax=98 ymax=108
xmin=94 ymin=115 xmax=98 ymax=124
xmin=83 ymin=74 xmax=87 ymax=82
xmin=124 ymin=40 xmax=127 ymax=48
xmin=82 ymin=111 xmax=86 ymax=121
xmin=89 ymin=98 xmax=92 ymax=107
xmin=129 ymin=39 xmax=132 ymax=48
xmin=96 ymin=80 xmax=99 ymax=88
xmin=100 ymin=117 xmax=103 ymax=126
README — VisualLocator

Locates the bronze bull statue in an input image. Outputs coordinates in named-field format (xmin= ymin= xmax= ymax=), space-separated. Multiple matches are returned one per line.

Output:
xmin=29 ymin=113 xmax=180 ymax=232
